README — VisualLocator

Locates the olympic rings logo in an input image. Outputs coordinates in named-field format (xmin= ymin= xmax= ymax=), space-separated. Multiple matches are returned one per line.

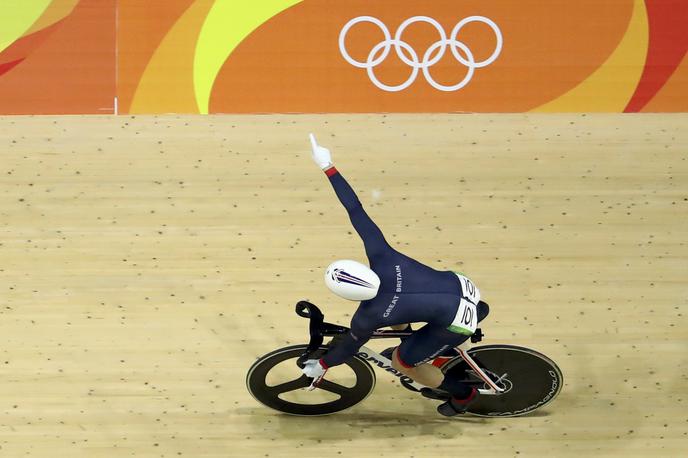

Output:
xmin=338 ymin=15 xmax=503 ymax=92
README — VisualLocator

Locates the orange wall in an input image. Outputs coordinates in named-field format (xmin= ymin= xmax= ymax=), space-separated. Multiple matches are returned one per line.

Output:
xmin=0 ymin=0 xmax=115 ymax=114
xmin=0 ymin=0 xmax=686 ymax=114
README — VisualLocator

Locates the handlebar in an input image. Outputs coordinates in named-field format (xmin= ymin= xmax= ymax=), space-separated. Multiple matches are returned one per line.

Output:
xmin=294 ymin=301 xmax=349 ymax=366
xmin=295 ymin=301 xmax=325 ymax=366
xmin=295 ymin=301 xmax=320 ymax=319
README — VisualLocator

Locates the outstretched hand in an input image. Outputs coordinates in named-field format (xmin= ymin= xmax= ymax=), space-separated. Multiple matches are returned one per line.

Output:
xmin=309 ymin=133 xmax=333 ymax=170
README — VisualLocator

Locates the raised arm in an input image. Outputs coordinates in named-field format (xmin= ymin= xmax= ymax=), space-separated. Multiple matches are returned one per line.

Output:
xmin=310 ymin=134 xmax=390 ymax=259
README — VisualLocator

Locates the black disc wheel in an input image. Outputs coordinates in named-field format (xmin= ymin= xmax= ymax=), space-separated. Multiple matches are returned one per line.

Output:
xmin=246 ymin=345 xmax=376 ymax=416
xmin=443 ymin=345 xmax=563 ymax=417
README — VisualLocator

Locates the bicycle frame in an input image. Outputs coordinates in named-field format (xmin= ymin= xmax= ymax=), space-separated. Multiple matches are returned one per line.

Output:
xmin=295 ymin=301 xmax=504 ymax=396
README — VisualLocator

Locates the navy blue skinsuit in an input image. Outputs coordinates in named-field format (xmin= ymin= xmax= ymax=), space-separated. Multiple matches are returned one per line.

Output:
xmin=321 ymin=168 xmax=472 ymax=369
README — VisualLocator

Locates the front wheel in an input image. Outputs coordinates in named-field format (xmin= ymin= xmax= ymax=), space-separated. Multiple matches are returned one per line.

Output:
xmin=246 ymin=345 xmax=376 ymax=416
xmin=444 ymin=345 xmax=564 ymax=417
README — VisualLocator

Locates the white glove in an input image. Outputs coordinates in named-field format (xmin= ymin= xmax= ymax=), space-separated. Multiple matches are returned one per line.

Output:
xmin=301 ymin=358 xmax=327 ymax=390
xmin=309 ymin=133 xmax=333 ymax=170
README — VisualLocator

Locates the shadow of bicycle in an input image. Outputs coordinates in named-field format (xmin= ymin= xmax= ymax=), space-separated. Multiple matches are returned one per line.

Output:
xmin=236 ymin=403 xmax=494 ymax=441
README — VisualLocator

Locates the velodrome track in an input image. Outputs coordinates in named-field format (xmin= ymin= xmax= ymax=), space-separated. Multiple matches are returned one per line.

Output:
xmin=0 ymin=114 xmax=686 ymax=456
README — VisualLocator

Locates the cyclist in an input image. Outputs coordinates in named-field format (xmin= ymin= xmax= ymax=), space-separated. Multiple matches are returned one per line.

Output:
xmin=301 ymin=134 xmax=489 ymax=417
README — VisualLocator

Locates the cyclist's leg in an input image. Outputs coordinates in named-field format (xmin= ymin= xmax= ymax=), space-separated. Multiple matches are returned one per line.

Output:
xmin=392 ymin=327 xmax=478 ymax=416
xmin=391 ymin=324 xmax=475 ymax=401
xmin=391 ymin=346 xmax=444 ymax=387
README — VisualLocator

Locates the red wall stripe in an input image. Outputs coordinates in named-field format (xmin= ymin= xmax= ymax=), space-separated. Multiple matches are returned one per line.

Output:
xmin=624 ymin=0 xmax=688 ymax=112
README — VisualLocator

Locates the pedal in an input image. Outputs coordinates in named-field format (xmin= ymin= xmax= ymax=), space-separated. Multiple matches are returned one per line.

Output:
xmin=420 ymin=387 xmax=451 ymax=401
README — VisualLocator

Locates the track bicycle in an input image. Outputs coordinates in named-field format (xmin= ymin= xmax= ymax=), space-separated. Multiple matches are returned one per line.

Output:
xmin=246 ymin=301 xmax=563 ymax=417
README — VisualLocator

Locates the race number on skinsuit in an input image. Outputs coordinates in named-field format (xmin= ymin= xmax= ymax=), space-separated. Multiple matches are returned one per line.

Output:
xmin=448 ymin=298 xmax=478 ymax=335
xmin=455 ymin=273 xmax=481 ymax=304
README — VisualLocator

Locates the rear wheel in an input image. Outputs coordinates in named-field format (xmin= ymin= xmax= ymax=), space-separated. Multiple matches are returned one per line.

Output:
xmin=246 ymin=344 xmax=376 ymax=416
xmin=443 ymin=345 xmax=563 ymax=417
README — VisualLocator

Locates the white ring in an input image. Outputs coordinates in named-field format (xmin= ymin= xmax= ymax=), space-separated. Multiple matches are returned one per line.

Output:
xmin=338 ymin=15 xmax=503 ymax=92
xmin=422 ymin=40 xmax=475 ymax=92
xmin=450 ymin=16 xmax=503 ymax=69
xmin=366 ymin=40 xmax=419 ymax=92
xmin=338 ymin=16 xmax=392 ymax=69
xmin=394 ymin=16 xmax=447 ymax=68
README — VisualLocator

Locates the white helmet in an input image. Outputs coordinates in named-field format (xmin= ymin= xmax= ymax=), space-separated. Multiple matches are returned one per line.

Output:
xmin=324 ymin=260 xmax=380 ymax=301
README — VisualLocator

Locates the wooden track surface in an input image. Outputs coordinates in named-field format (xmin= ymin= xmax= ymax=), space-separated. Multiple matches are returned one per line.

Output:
xmin=0 ymin=114 xmax=686 ymax=457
